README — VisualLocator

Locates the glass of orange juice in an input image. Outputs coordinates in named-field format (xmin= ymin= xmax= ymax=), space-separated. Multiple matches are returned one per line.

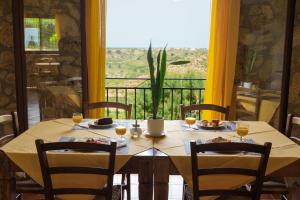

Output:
xmin=72 ymin=113 xmax=83 ymax=126
xmin=185 ymin=117 xmax=196 ymax=131
xmin=236 ymin=122 xmax=249 ymax=142
xmin=115 ymin=126 xmax=127 ymax=142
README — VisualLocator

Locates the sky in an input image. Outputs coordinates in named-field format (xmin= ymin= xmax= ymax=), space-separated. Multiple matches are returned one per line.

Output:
xmin=106 ymin=0 xmax=211 ymax=48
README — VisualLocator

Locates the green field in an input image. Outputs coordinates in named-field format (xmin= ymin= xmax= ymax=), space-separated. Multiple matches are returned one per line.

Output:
xmin=105 ymin=48 xmax=208 ymax=119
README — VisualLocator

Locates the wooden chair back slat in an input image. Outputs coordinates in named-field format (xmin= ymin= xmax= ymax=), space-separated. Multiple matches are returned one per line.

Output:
xmin=49 ymin=167 xmax=110 ymax=175
xmin=11 ymin=111 xmax=20 ymax=137
xmin=285 ymin=114 xmax=300 ymax=138
xmin=198 ymin=189 xmax=252 ymax=197
xmin=180 ymin=104 xmax=229 ymax=120
xmin=87 ymin=102 xmax=132 ymax=119
xmin=190 ymin=142 xmax=272 ymax=200
xmin=0 ymin=115 xmax=12 ymax=123
xmin=290 ymin=136 xmax=300 ymax=145
xmin=197 ymin=168 xmax=257 ymax=176
xmin=194 ymin=142 xmax=267 ymax=153
xmin=0 ymin=114 xmax=16 ymax=146
xmin=52 ymin=188 xmax=107 ymax=195
xmin=0 ymin=134 xmax=15 ymax=146
xmin=35 ymin=139 xmax=117 ymax=200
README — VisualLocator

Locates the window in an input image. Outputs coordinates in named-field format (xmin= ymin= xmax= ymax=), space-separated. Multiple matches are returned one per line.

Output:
xmin=24 ymin=18 xmax=58 ymax=51
xmin=105 ymin=0 xmax=212 ymax=119
xmin=106 ymin=0 xmax=211 ymax=80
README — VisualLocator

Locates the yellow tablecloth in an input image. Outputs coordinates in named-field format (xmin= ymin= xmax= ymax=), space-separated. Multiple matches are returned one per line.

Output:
xmin=156 ymin=121 xmax=300 ymax=200
xmin=1 ymin=119 xmax=152 ymax=200
xmin=2 ymin=119 xmax=300 ymax=200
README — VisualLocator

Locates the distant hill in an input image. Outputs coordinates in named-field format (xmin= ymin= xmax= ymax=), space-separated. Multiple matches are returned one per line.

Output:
xmin=106 ymin=48 xmax=208 ymax=87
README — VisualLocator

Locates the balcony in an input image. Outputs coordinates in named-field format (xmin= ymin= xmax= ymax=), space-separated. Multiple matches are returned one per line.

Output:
xmin=105 ymin=77 xmax=206 ymax=120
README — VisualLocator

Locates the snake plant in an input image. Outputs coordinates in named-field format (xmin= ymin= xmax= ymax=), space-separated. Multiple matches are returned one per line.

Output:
xmin=147 ymin=43 xmax=190 ymax=119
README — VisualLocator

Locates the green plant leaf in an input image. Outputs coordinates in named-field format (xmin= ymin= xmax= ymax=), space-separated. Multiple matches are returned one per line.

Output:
xmin=147 ymin=42 xmax=157 ymax=118
xmin=156 ymin=50 xmax=161 ymax=86
xmin=158 ymin=47 xmax=167 ymax=107
xmin=170 ymin=60 xmax=190 ymax=65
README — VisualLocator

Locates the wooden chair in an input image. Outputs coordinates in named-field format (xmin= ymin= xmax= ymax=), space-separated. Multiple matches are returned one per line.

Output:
xmin=0 ymin=114 xmax=15 ymax=145
xmin=185 ymin=142 xmax=272 ymax=200
xmin=86 ymin=101 xmax=132 ymax=200
xmin=180 ymin=104 xmax=229 ymax=120
xmin=0 ymin=113 xmax=44 ymax=198
xmin=86 ymin=102 xmax=132 ymax=119
xmin=35 ymin=139 xmax=121 ymax=200
xmin=259 ymin=114 xmax=300 ymax=199
xmin=285 ymin=114 xmax=300 ymax=144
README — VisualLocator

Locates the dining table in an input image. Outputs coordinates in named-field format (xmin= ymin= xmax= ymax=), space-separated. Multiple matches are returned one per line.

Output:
xmin=1 ymin=119 xmax=300 ymax=200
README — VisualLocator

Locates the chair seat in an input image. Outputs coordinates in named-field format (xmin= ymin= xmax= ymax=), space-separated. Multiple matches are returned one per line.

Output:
xmin=16 ymin=178 xmax=44 ymax=194
xmin=94 ymin=185 xmax=122 ymax=200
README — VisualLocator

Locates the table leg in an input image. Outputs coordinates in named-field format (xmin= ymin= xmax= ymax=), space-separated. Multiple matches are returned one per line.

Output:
xmin=138 ymin=157 xmax=153 ymax=200
xmin=154 ymin=157 xmax=169 ymax=200
xmin=0 ymin=151 xmax=16 ymax=200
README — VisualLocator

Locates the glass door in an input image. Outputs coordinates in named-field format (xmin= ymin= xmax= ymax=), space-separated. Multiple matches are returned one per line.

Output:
xmin=234 ymin=0 xmax=289 ymax=129
xmin=22 ymin=0 xmax=86 ymax=127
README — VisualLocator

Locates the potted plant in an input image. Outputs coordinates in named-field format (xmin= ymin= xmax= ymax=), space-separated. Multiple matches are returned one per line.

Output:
xmin=242 ymin=49 xmax=257 ymax=89
xmin=147 ymin=43 xmax=189 ymax=136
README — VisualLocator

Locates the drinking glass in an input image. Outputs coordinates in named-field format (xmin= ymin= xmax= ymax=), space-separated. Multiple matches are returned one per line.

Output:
xmin=115 ymin=126 xmax=127 ymax=142
xmin=185 ymin=117 xmax=196 ymax=131
xmin=72 ymin=113 xmax=83 ymax=126
xmin=236 ymin=122 xmax=249 ymax=142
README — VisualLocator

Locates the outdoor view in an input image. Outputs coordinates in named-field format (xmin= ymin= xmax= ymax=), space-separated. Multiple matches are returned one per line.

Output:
xmin=106 ymin=0 xmax=211 ymax=119
xmin=24 ymin=18 xmax=58 ymax=51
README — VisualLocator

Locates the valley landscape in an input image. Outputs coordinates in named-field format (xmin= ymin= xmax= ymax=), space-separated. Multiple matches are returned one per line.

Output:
xmin=105 ymin=48 xmax=208 ymax=119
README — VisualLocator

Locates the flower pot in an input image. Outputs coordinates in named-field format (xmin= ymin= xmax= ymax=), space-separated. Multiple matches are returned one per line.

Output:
xmin=242 ymin=81 xmax=252 ymax=89
xmin=147 ymin=118 xmax=164 ymax=136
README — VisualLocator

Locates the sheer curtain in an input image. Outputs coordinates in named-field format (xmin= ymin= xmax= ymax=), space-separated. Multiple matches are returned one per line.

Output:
xmin=203 ymin=0 xmax=241 ymax=120
xmin=86 ymin=0 xmax=106 ymax=118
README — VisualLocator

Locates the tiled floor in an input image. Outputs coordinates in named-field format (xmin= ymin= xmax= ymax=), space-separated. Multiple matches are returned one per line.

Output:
xmin=22 ymin=175 xmax=282 ymax=200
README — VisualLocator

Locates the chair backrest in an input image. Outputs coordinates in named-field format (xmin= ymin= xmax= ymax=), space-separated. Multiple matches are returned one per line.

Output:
xmin=35 ymin=139 xmax=117 ymax=200
xmin=0 ymin=114 xmax=15 ymax=146
xmin=0 ymin=114 xmax=12 ymax=124
xmin=285 ymin=113 xmax=300 ymax=138
xmin=0 ymin=134 xmax=15 ymax=147
xmin=190 ymin=142 xmax=272 ymax=200
xmin=11 ymin=111 xmax=20 ymax=137
xmin=87 ymin=102 xmax=132 ymax=119
xmin=180 ymin=104 xmax=229 ymax=120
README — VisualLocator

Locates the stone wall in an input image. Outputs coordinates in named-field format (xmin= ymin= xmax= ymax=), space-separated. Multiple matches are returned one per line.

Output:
xmin=0 ymin=0 xmax=16 ymax=136
xmin=288 ymin=0 xmax=300 ymax=136
xmin=0 ymin=0 xmax=16 ymax=116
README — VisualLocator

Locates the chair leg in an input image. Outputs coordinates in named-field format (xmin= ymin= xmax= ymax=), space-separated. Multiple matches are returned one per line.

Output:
xmin=121 ymin=173 xmax=131 ymax=200
xmin=182 ymin=180 xmax=187 ymax=200
xmin=121 ymin=173 xmax=125 ymax=200
xmin=126 ymin=174 xmax=131 ymax=200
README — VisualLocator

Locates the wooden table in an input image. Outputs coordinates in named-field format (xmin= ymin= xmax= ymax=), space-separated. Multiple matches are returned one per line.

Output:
xmin=1 ymin=120 xmax=300 ymax=200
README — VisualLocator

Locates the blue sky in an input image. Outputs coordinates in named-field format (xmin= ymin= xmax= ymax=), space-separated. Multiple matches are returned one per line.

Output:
xmin=106 ymin=0 xmax=211 ymax=48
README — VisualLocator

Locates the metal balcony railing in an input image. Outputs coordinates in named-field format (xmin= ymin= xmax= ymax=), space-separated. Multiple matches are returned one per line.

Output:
xmin=105 ymin=78 xmax=206 ymax=120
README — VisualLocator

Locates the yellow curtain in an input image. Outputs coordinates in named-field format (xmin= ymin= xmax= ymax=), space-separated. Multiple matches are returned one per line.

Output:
xmin=55 ymin=14 xmax=62 ymax=40
xmin=86 ymin=0 xmax=106 ymax=118
xmin=203 ymin=0 xmax=241 ymax=120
